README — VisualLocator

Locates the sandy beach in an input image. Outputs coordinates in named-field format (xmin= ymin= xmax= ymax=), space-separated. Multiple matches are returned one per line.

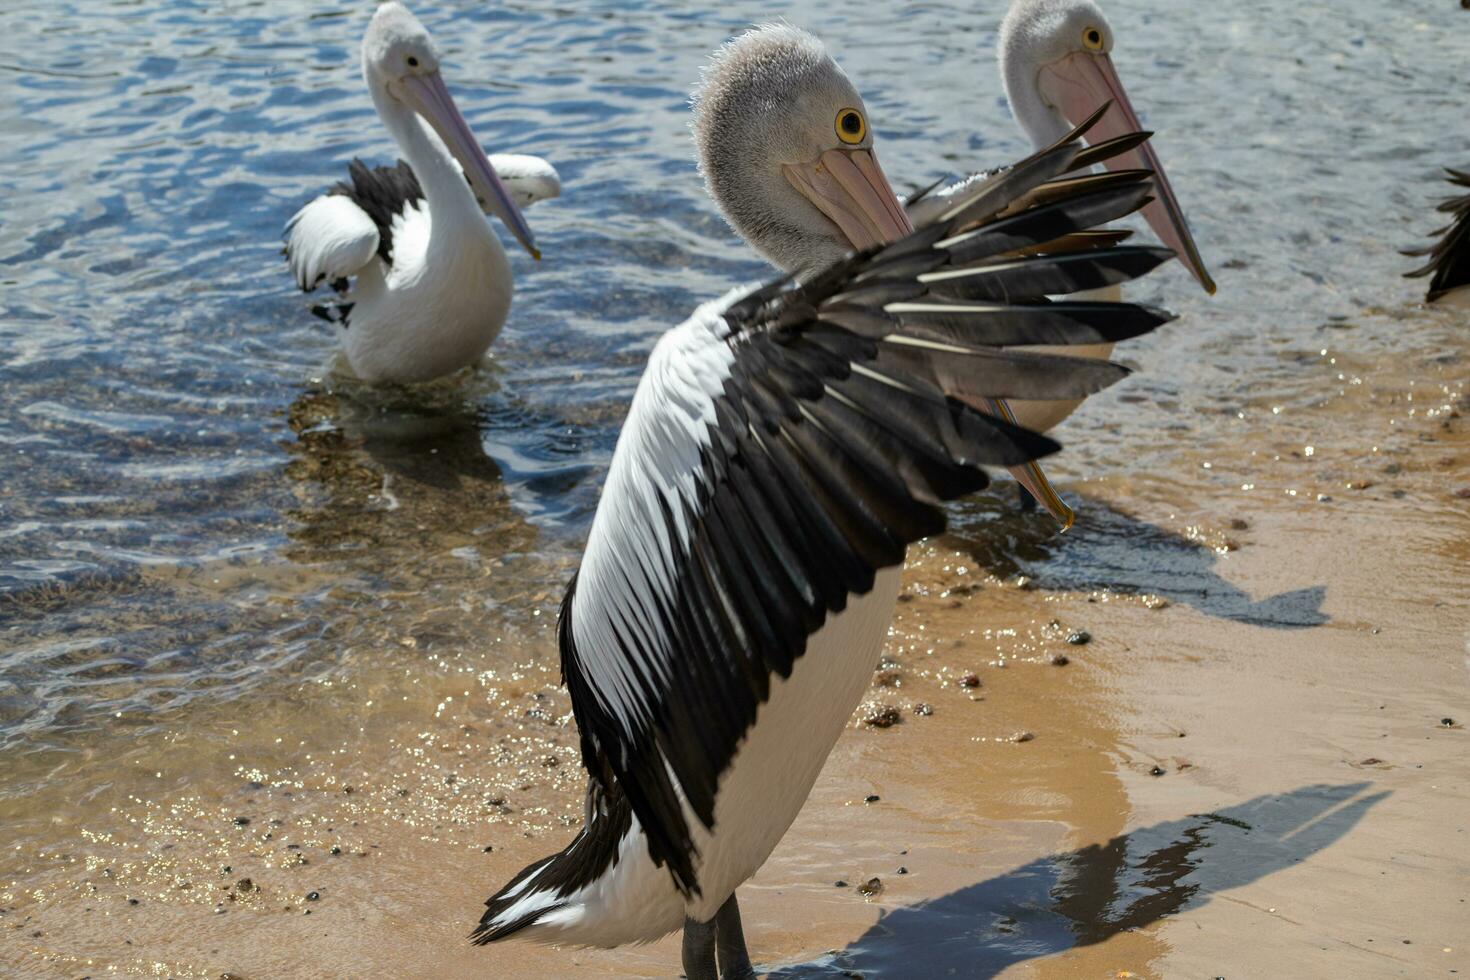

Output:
xmin=4 ymin=0 xmax=1469 ymax=977
xmin=5 ymin=296 xmax=1465 ymax=979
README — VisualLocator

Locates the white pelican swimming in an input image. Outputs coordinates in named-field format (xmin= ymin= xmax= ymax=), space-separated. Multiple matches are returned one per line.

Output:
xmin=1405 ymin=168 xmax=1470 ymax=307
xmin=471 ymin=48 xmax=1177 ymax=977
xmin=283 ymin=2 xmax=558 ymax=384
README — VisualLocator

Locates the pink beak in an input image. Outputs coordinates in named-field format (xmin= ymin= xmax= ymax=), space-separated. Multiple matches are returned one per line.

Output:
xmin=784 ymin=146 xmax=1074 ymax=526
xmin=1039 ymin=51 xmax=1214 ymax=294
xmin=398 ymin=71 xmax=540 ymax=260
xmin=783 ymin=148 xmax=915 ymax=249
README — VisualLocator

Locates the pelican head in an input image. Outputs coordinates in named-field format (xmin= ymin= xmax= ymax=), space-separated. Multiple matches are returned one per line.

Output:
xmin=362 ymin=2 xmax=538 ymax=258
xmin=1000 ymin=0 xmax=1214 ymax=292
xmin=693 ymin=24 xmax=912 ymax=276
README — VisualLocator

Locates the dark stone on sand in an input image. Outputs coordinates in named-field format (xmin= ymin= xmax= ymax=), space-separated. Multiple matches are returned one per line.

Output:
xmin=864 ymin=795 xmax=880 ymax=804
xmin=1051 ymin=654 xmax=1069 ymax=666
xmin=834 ymin=880 xmax=848 ymax=887
xmin=863 ymin=705 xmax=901 ymax=728
xmin=127 ymin=898 xmax=139 ymax=905
xmin=856 ymin=877 xmax=883 ymax=897
xmin=896 ymin=867 xmax=908 ymax=875
xmin=1066 ymin=630 xmax=1091 ymax=646
xmin=1442 ymin=718 xmax=1456 ymax=727
xmin=1149 ymin=766 xmax=1166 ymax=776
xmin=236 ymin=878 xmax=253 ymax=892
xmin=913 ymin=703 xmax=933 ymax=716
xmin=482 ymin=845 xmax=494 ymax=853
xmin=959 ymin=673 xmax=981 ymax=688
xmin=306 ymin=891 xmax=320 ymax=902
xmin=330 ymin=846 xmax=342 ymax=855
xmin=1229 ymin=518 xmax=1250 ymax=531
xmin=233 ymin=817 xmax=250 ymax=826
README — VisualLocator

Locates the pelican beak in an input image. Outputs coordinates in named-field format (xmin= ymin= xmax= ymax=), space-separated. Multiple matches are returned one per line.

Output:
xmin=783 ymin=147 xmax=915 ymax=250
xmin=398 ymin=71 xmax=540 ymax=260
xmin=1038 ymin=51 xmax=1214 ymax=294
xmin=785 ymin=146 xmax=1074 ymax=527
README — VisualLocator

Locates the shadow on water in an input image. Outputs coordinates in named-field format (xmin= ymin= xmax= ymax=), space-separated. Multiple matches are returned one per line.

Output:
xmin=945 ymin=492 xmax=1329 ymax=630
xmin=771 ymin=782 xmax=1386 ymax=978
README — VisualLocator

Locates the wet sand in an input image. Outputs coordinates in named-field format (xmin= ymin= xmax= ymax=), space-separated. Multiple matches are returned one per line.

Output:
xmin=4 ymin=314 xmax=1467 ymax=978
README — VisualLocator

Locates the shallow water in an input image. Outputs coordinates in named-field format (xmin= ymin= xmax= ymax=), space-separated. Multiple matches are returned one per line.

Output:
xmin=1 ymin=0 xmax=1468 ymax=976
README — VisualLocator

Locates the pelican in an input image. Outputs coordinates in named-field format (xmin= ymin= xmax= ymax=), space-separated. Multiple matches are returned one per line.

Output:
xmin=988 ymin=0 xmax=1213 ymax=435
xmin=693 ymin=5 xmax=1213 ymax=520
xmin=471 ymin=45 xmax=1178 ymax=979
xmin=283 ymin=2 xmax=558 ymax=384
xmin=1405 ymin=168 xmax=1470 ymax=307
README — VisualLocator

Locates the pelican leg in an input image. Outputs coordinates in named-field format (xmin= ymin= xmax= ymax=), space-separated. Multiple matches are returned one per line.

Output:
xmin=682 ymin=915 xmax=718 ymax=980
xmin=714 ymin=893 xmax=756 ymax=980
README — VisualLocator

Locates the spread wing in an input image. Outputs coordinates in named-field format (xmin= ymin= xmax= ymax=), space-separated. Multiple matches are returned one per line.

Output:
xmin=561 ymin=113 xmax=1179 ymax=896
xmin=1404 ymin=167 xmax=1470 ymax=302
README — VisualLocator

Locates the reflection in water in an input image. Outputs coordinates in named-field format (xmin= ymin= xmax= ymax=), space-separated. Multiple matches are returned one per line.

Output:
xmin=284 ymin=384 xmax=529 ymax=562
xmin=774 ymin=783 xmax=1385 ymax=978
xmin=947 ymin=492 xmax=1329 ymax=629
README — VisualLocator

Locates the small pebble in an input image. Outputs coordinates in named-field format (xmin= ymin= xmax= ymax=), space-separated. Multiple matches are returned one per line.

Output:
xmin=896 ymin=866 xmax=908 ymax=875
xmin=864 ymin=794 xmax=880 ymax=804
xmin=233 ymin=817 xmax=250 ymax=826
xmin=1441 ymin=718 xmax=1456 ymax=728
xmin=330 ymin=846 xmax=342 ymax=856
xmin=1011 ymin=731 xmax=1034 ymax=743
xmin=856 ymin=877 xmax=883 ymax=897
xmin=306 ymin=891 xmax=320 ymax=902
xmin=1229 ymin=518 xmax=1250 ymax=531
xmin=1051 ymin=654 xmax=1070 ymax=666
xmin=1066 ymin=630 xmax=1091 ymax=646
xmin=482 ymin=845 xmax=494 ymax=853
xmin=127 ymin=898 xmax=139 ymax=906
xmin=1149 ymin=766 xmax=1166 ymax=777
xmin=913 ymin=703 xmax=933 ymax=717
xmin=863 ymin=705 xmax=902 ymax=728
xmin=959 ymin=673 xmax=981 ymax=688
xmin=834 ymin=880 xmax=848 ymax=888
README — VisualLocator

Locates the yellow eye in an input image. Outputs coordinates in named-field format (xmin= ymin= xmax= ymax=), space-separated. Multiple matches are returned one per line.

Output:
xmin=835 ymin=108 xmax=866 ymax=145
xmin=1082 ymin=26 xmax=1104 ymax=51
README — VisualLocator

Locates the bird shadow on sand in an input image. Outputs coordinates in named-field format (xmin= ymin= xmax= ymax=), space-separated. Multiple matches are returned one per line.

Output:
xmin=769 ymin=782 xmax=1385 ymax=979
xmin=941 ymin=492 xmax=1329 ymax=629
